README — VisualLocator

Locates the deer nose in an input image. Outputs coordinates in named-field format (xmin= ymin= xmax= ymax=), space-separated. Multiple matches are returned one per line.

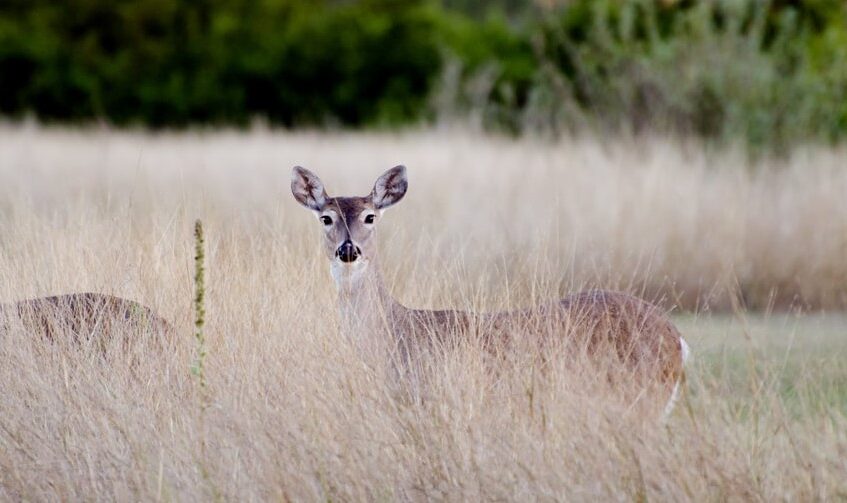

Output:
xmin=335 ymin=240 xmax=361 ymax=263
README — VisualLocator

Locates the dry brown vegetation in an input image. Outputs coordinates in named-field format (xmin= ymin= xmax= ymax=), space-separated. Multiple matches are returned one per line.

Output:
xmin=0 ymin=125 xmax=845 ymax=500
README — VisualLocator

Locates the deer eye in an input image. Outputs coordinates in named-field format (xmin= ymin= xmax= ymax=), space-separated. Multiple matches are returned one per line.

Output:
xmin=320 ymin=215 xmax=333 ymax=226
xmin=364 ymin=214 xmax=375 ymax=224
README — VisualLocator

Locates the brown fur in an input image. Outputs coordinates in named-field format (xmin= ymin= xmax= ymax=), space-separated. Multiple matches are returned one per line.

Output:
xmin=402 ymin=291 xmax=684 ymax=389
xmin=1 ymin=292 xmax=173 ymax=350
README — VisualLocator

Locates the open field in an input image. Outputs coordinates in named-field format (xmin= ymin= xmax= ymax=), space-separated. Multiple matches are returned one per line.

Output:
xmin=0 ymin=126 xmax=845 ymax=500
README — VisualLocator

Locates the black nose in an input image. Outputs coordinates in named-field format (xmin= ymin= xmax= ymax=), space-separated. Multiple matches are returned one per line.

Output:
xmin=335 ymin=240 xmax=361 ymax=263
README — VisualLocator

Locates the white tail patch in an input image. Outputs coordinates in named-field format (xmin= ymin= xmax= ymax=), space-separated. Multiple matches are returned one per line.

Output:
xmin=662 ymin=337 xmax=691 ymax=420
xmin=680 ymin=337 xmax=691 ymax=364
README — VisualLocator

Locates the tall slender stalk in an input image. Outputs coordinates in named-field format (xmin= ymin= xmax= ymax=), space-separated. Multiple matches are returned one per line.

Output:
xmin=191 ymin=219 xmax=207 ymax=390
xmin=191 ymin=219 xmax=220 ymax=499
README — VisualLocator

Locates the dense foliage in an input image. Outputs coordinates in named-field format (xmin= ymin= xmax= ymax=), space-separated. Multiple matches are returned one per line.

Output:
xmin=0 ymin=0 xmax=442 ymax=127
xmin=1 ymin=0 xmax=845 ymax=146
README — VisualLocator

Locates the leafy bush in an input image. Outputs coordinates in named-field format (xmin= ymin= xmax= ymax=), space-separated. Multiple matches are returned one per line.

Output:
xmin=520 ymin=0 xmax=847 ymax=147
xmin=0 ymin=0 xmax=442 ymax=127
xmin=1 ymin=0 xmax=846 ymax=149
xmin=430 ymin=11 xmax=536 ymax=130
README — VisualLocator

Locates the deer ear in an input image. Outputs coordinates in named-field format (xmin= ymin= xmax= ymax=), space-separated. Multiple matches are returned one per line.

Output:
xmin=372 ymin=165 xmax=407 ymax=210
xmin=291 ymin=166 xmax=328 ymax=211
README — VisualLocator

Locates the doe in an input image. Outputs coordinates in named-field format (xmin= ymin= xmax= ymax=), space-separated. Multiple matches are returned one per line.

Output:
xmin=291 ymin=165 xmax=690 ymax=415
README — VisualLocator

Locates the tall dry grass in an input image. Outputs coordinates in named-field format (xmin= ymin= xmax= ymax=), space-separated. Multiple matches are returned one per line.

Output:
xmin=0 ymin=124 xmax=845 ymax=500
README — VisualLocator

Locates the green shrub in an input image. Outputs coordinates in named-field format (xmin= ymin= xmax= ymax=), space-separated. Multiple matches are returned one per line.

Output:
xmin=1 ymin=0 xmax=846 ymax=149
xmin=0 ymin=0 xmax=442 ymax=127
xmin=518 ymin=0 xmax=847 ymax=148
xmin=431 ymin=11 xmax=536 ymax=130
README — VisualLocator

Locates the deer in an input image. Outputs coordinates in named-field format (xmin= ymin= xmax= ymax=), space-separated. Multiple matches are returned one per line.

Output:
xmin=291 ymin=165 xmax=691 ymax=416
xmin=1 ymin=293 xmax=172 ymax=353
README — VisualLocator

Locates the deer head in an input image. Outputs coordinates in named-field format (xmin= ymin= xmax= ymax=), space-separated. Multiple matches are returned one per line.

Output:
xmin=291 ymin=165 xmax=407 ymax=286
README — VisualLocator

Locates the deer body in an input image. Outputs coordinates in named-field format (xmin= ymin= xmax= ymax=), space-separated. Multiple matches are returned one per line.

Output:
xmin=292 ymin=166 xmax=690 ymax=413
xmin=1 ymin=292 xmax=172 ymax=346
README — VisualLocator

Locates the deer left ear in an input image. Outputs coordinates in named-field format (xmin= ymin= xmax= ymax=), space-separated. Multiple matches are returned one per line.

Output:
xmin=372 ymin=165 xmax=408 ymax=209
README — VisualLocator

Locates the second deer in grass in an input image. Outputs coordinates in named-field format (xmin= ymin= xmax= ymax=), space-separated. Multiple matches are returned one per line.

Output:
xmin=292 ymin=165 xmax=690 ymax=414
xmin=2 ymin=293 xmax=172 ymax=353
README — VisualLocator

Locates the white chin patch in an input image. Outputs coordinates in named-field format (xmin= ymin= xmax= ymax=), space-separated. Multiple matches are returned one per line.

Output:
xmin=331 ymin=258 xmax=368 ymax=286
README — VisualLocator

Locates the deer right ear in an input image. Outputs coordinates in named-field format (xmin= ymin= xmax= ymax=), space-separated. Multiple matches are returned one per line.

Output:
xmin=291 ymin=166 xmax=328 ymax=211
xmin=372 ymin=165 xmax=408 ymax=210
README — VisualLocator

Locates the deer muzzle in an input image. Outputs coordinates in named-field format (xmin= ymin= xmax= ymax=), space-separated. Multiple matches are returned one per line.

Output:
xmin=335 ymin=240 xmax=361 ymax=263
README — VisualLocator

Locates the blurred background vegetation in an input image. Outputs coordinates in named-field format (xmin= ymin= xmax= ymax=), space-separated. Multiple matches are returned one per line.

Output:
xmin=1 ymin=0 xmax=845 ymax=148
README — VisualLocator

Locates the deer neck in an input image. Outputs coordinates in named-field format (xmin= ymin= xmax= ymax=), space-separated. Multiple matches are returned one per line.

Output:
xmin=331 ymin=257 xmax=401 ymax=348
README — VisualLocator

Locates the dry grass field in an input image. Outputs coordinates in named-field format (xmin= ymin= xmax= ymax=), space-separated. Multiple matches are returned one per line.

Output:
xmin=0 ymin=124 xmax=845 ymax=500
